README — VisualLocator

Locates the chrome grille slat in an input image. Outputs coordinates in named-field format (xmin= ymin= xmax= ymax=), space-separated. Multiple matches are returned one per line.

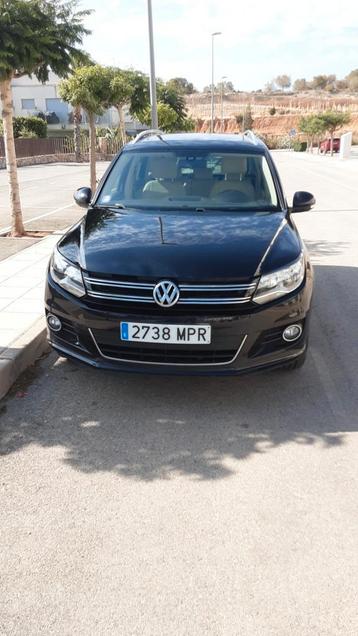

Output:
xmin=84 ymin=274 xmax=256 ymax=306
xmin=180 ymin=298 xmax=250 ymax=304
xmin=83 ymin=277 xmax=153 ymax=289
xmin=88 ymin=292 xmax=154 ymax=302
xmin=180 ymin=284 xmax=256 ymax=291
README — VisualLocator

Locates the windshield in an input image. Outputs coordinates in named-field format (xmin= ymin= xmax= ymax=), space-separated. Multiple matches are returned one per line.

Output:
xmin=97 ymin=150 xmax=280 ymax=211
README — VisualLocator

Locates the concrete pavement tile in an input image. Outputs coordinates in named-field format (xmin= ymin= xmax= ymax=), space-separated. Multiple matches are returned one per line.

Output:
xmin=0 ymin=313 xmax=40 ymax=331
xmin=0 ymin=329 xmax=21 ymax=351
xmin=0 ymin=273 xmax=44 ymax=288
xmin=21 ymin=287 xmax=46 ymax=301
xmin=3 ymin=299 xmax=43 ymax=314
xmin=0 ymin=298 xmax=13 ymax=310
xmin=0 ymin=286 xmax=35 ymax=299
xmin=0 ymin=262 xmax=30 ymax=281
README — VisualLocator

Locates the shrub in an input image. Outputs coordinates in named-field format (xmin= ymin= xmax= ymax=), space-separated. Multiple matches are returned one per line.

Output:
xmin=269 ymin=107 xmax=276 ymax=116
xmin=17 ymin=130 xmax=38 ymax=139
xmin=179 ymin=116 xmax=195 ymax=132
xmin=278 ymin=135 xmax=292 ymax=149
xmin=253 ymin=132 xmax=277 ymax=149
xmin=292 ymin=140 xmax=308 ymax=152
xmin=12 ymin=116 xmax=47 ymax=138
xmin=96 ymin=126 xmax=111 ymax=138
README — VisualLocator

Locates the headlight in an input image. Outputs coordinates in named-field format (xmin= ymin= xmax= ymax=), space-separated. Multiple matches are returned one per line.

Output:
xmin=253 ymin=253 xmax=305 ymax=305
xmin=50 ymin=249 xmax=85 ymax=297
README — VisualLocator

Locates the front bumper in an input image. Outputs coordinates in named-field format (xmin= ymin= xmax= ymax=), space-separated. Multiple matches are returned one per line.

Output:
xmin=45 ymin=271 xmax=313 ymax=376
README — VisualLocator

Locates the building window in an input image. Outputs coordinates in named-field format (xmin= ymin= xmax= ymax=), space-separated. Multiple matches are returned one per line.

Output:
xmin=21 ymin=98 xmax=35 ymax=110
xmin=45 ymin=98 xmax=68 ymax=124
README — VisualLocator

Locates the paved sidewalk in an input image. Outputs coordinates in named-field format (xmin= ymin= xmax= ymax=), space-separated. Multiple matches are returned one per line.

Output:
xmin=0 ymin=233 xmax=61 ymax=398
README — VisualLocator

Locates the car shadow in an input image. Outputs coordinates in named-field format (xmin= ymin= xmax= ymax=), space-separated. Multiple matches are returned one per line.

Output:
xmin=0 ymin=263 xmax=357 ymax=481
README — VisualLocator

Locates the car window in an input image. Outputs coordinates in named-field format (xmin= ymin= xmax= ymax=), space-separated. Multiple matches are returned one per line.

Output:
xmin=97 ymin=150 xmax=279 ymax=211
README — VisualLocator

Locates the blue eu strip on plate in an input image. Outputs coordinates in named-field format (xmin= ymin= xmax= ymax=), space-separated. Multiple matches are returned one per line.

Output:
xmin=121 ymin=322 xmax=129 ymax=340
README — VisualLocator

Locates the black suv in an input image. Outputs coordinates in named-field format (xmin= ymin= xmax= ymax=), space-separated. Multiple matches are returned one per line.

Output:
xmin=45 ymin=131 xmax=315 ymax=375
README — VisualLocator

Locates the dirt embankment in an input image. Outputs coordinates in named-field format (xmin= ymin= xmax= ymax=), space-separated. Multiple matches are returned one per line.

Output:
xmin=187 ymin=92 xmax=358 ymax=139
xmin=194 ymin=114 xmax=358 ymax=140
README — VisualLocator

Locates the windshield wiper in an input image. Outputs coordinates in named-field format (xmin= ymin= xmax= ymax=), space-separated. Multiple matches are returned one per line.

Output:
xmin=95 ymin=203 xmax=128 ymax=210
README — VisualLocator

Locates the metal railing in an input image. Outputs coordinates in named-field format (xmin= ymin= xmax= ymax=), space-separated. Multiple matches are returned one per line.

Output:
xmin=0 ymin=135 xmax=122 ymax=159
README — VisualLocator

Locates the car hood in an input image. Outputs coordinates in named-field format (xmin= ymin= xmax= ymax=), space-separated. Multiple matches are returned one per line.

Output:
xmin=68 ymin=207 xmax=301 ymax=280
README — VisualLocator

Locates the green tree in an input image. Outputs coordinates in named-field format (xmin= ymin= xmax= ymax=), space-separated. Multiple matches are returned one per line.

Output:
xmin=311 ymin=75 xmax=329 ymax=90
xmin=336 ymin=79 xmax=348 ymax=92
xmin=217 ymin=80 xmax=234 ymax=93
xmin=157 ymin=81 xmax=188 ymax=128
xmin=264 ymin=81 xmax=276 ymax=93
xmin=293 ymin=78 xmax=308 ymax=93
xmin=319 ymin=111 xmax=351 ymax=156
xmin=69 ymin=54 xmax=95 ymax=162
xmin=275 ymin=75 xmax=291 ymax=91
xmin=235 ymin=113 xmax=244 ymax=129
xmin=242 ymin=105 xmax=254 ymax=130
xmin=346 ymin=69 xmax=358 ymax=92
xmin=0 ymin=0 xmax=90 ymax=236
xmin=299 ymin=114 xmax=326 ymax=152
xmin=126 ymin=70 xmax=150 ymax=120
xmin=59 ymin=65 xmax=113 ymax=192
xmin=167 ymin=77 xmax=196 ymax=94
xmin=141 ymin=102 xmax=178 ymax=132
xmin=108 ymin=68 xmax=134 ymax=145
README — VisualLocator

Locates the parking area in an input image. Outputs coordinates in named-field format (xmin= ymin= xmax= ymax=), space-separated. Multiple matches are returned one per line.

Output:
xmin=0 ymin=162 xmax=109 ymax=234
xmin=0 ymin=152 xmax=358 ymax=634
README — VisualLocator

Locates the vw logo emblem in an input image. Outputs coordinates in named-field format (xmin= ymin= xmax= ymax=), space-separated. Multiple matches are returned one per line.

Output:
xmin=153 ymin=280 xmax=180 ymax=307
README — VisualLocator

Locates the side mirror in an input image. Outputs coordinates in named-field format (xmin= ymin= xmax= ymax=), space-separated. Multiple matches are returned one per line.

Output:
xmin=291 ymin=191 xmax=315 ymax=213
xmin=74 ymin=187 xmax=92 ymax=208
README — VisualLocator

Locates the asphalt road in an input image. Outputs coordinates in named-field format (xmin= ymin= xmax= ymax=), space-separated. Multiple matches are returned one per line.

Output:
xmin=1 ymin=152 xmax=358 ymax=635
xmin=0 ymin=162 xmax=109 ymax=233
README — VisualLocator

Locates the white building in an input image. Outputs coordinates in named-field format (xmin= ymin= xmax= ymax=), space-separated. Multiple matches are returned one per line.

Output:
xmin=11 ymin=73 xmax=146 ymax=133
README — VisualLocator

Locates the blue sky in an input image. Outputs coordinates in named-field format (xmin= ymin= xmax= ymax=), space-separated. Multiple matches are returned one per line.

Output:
xmin=82 ymin=0 xmax=358 ymax=90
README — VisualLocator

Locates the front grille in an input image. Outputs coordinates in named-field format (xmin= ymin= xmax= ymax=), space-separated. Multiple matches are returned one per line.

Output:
xmin=97 ymin=344 xmax=237 ymax=365
xmin=89 ymin=329 xmax=246 ymax=366
xmin=83 ymin=274 xmax=257 ymax=310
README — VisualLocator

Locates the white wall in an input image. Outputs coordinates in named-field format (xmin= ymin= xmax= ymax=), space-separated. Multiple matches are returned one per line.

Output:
xmin=11 ymin=72 xmax=60 ymax=117
xmin=11 ymin=73 xmax=145 ymax=132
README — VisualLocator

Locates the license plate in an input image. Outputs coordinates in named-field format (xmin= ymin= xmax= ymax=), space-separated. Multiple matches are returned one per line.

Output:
xmin=120 ymin=322 xmax=211 ymax=345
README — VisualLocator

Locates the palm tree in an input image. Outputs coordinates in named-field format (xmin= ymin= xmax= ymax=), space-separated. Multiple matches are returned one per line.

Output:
xmin=0 ymin=0 xmax=90 ymax=236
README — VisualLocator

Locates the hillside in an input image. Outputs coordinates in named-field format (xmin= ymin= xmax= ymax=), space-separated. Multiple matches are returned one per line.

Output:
xmin=186 ymin=92 xmax=358 ymax=139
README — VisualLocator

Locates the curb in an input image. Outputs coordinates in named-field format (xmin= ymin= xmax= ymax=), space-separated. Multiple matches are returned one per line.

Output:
xmin=0 ymin=316 xmax=49 ymax=401
xmin=0 ymin=228 xmax=68 ymax=401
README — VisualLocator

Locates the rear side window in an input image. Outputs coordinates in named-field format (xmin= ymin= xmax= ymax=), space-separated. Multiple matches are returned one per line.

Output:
xmin=98 ymin=150 xmax=279 ymax=211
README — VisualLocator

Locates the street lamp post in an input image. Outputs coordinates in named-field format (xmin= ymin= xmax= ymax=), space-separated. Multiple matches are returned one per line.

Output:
xmin=147 ymin=0 xmax=158 ymax=129
xmin=210 ymin=31 xmax=221 ymax=133
xmin=221 ymin=75 xmax=227 ymax=132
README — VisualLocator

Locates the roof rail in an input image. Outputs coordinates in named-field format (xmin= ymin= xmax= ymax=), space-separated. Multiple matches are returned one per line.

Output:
xmin=243 ymin=130 xmax=260 ymax=145
xmin=132 ymin=129 xmax=165 ymax=144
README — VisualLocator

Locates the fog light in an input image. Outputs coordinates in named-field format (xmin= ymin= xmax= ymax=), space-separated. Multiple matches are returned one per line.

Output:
xmin=47 ymin=314 xmax=62 ymax=332
xmin=282 ymin=324 xmax=302 ymax=342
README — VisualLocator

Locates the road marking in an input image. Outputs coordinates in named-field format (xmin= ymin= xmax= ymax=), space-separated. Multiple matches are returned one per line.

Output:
xmin=0 ymin=202 xmax=75 ymax=234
